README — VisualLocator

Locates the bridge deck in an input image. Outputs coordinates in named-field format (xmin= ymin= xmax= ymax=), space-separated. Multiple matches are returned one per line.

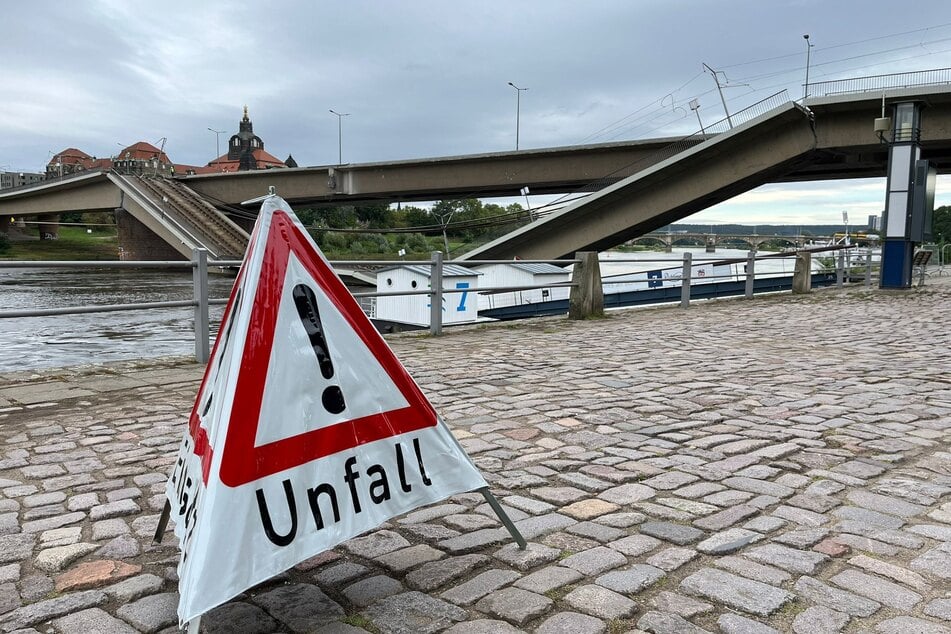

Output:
xmin=463 ymin=85 xmax=951 ymax=259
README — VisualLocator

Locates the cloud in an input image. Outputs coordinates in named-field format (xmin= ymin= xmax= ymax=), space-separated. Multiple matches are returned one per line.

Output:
xmin=3 ymin=0 xmax=951 ymax=222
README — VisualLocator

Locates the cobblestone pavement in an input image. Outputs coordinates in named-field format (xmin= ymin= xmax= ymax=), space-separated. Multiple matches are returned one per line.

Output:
xmin=0 ymin=278 xmax=949 ymax=634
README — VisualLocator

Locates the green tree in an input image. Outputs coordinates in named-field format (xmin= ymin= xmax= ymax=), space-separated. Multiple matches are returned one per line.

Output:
xmin=395 ymin=205 xmax=431 ymax=228
xmin=354 ymin=203 xmax=391 ymax=228
xmin=933 ymin=205 xmax=951 ymax=243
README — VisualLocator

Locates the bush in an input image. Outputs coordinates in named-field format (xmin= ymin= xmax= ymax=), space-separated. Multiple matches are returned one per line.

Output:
xmin=0 ymin=232 xmax=8 ymax=254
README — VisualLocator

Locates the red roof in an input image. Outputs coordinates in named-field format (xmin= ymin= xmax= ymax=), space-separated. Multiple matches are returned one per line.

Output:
xmin=47 ymin=148 xmax=112 ymax=172
xmin=117 ymin=142 xmax=170 ymax=163
xmin=50 ymin=148 xmax=92 ymax=165
xmin=206 ymin=148 xmax=287 ymax=172
xmin=175 ymin=163 xmax=220 ymax=175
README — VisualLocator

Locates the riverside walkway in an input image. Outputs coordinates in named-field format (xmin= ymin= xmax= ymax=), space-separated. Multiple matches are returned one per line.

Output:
xmin=0 ymin=278 xmax=948 ymax=633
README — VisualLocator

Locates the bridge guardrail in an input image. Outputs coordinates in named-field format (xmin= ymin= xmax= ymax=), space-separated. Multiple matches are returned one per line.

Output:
xmin=0 ymin=244 xmax=880 ymax=364
xmin=578 ymin=90 xmax=790 ymax=194
xmin=809 ymin=68 xmax=951 ymax=97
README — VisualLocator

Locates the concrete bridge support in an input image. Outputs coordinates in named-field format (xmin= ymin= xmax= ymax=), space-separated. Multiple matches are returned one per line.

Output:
xmin=114 ymin=208 xmax=184 ymax=261
xmin=568 ymin=252 xmax=603 ymax=320
xmin=706 ymin=236 xmax=716 ymax=253
xmin=37 ymin=215 xmax=60 ymax=240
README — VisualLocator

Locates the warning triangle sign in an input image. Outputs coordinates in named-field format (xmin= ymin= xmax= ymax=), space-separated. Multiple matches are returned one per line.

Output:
xmin=166 ymin=195 xmax=488 ymax=626
xmin=219 ymin=209 xmax=439 ymax=487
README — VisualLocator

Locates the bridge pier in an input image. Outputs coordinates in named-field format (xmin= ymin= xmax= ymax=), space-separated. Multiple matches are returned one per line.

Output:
xmin=37 ymin=215 xmax=60 ymax=240
xmin=114 ymin=207 xmax=185 ymax=261
xmin=706 ymin=236 xmax=716 ymax=253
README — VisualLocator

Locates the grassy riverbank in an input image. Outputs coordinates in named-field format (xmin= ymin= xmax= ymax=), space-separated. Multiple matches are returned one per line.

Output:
xmin=0 ymin=226 xmax=119 ymax=261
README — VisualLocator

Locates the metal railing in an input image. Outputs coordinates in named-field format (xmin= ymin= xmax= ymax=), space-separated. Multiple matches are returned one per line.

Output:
xmin=600 ymin=244 xmax=878 ymax=308
xmin=0 ymin=244 xmax=885 ymax=364
xmin=808 ymin=68 xmax=951 ymax=97
xmin=578 ymin=90 xmax=790 ymax=193
xmin=0 ymin=250 xmax=240 ymax=364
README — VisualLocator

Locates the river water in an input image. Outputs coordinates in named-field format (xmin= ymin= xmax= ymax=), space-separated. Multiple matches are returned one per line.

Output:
xmin=0 ymin=267 xmax=234 ymax=372
xmin=0 ymin=248 xmax=801 ymax=372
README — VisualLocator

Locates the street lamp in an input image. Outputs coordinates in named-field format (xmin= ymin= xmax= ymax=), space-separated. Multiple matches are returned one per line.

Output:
xmin=689 ymin=99 xmax=705 ymax=135
xmin=842 ymin=210 xmax=850 ymax=246
xmin=508 ymin=82 xmax=528 ymax=150
xmin=207 ymin=128 xmax=226 ymax=165
xmin=329 ymin=109 xmax=350 ymax=165
xmin=803 ymin=34 xmax=814 ymax=100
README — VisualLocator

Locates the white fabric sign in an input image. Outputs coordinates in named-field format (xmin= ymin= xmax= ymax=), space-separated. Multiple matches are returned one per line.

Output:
xmin=166 ymin=196 xmax=487 ymax=625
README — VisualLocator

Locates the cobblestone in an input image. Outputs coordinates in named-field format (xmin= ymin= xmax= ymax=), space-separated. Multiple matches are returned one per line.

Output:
xmin=680 ymin=568 xmax=793 ymax=616
xmin=473 ymin=587 xmax=552 ymax=625
xmin=829 ymin=568 xmax=923 ymax=610
xmin=0 ymin=280 xmax=948 ymax=632
xmin=792 ymin=605 xmax=849 ymax=634
xmin=535 ymin=611 xmax=606 ymax=634
xmin=563 ymin=584 xmax=636 ymax=619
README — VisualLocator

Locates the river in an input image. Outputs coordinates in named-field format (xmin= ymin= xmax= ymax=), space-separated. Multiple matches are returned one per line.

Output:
xmin=0 ymin=247 xmax=806 ymax=372
xmin=0 ymin=267 xmax=234 ymax=372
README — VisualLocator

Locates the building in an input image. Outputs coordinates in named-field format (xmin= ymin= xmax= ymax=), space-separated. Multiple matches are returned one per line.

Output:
xmin=867 ymin=214 xmax=882 ymax=232
xmin=46 ymin=148 xmax=112 ymax=178
xmin=39 ymin=106 xmax=293 ymax=179
xmin=113 ymin=142 xmax=173 ymax=176
xmin=206 ymin=107 xmax=290 ymax=172
xmin=375 ymin=264 xmax=481 ymax=327
xmin=0 ymin=171 xmax=45 ymax=190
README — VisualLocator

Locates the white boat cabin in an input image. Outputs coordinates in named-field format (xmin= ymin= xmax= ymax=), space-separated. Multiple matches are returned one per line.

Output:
xmin=473 ymin=262 xmax=570 ymax=311
xmin=375 ymin=264 xmax=481 ymax=327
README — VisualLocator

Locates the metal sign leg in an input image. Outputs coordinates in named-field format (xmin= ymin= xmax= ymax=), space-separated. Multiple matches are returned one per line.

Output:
xmin=185 ymin=616 xmax=201 ymax=633
xmin=154 ymin=500 xmax=172 ymax=544
xmin=479 ymin=487 xmax=527 ymax=550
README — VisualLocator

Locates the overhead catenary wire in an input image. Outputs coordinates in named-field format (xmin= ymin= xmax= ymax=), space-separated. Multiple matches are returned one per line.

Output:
xmin=580 ymin=22 xmax=951 ymax=145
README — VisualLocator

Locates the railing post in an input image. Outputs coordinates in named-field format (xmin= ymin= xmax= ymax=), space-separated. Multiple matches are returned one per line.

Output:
xmin=744 ymin=251 xmax=755 ymax=299
xmin=865 ymin=251 xmax=872 ymax=289
xmin=192 ymin=248 xmax=210 ymax=364
xmin=680 ymin=252 xmax=692 ymax=308
xmin=836 ymin=250 xmax=845 ymax=288
xmin=568 ymin=252 xmax=604 ymax=319
xmin=429 ymin=250 xmax=443 ymax=336
xmin=792 ymin=251 xmax=812 ymax=294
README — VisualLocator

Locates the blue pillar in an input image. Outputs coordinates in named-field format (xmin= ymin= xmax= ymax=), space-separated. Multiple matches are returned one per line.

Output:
xmin=880 ymin=102 xmax=921 ymax=288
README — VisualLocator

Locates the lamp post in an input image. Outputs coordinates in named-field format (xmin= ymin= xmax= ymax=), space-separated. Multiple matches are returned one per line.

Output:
xmin=207 ymin=128 xmax=225 ymax=166
xmin=508 ymin=82 xmax=528 ymax=150
xmin=842 ymin=210 xmax=850 ymax=246
xmin=689 ymin=99 xmax=705 ymax=135
xmin=803 ymin=34 xmax=814 ymax=100
xmin=329 ymin=109 xmax=350 ymax=165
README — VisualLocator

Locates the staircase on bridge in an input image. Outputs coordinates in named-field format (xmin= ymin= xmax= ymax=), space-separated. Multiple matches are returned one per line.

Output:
xmin=110 ymin=174 xmax=249 ymax=260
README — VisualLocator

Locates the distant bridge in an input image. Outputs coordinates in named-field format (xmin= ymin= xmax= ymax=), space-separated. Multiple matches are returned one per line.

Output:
xmin=631 ymin=233 xmax=850 ymax=252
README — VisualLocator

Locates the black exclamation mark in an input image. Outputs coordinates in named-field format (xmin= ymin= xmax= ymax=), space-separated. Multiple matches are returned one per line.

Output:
xmin=292 ymin=284 xmax=347 ymax=415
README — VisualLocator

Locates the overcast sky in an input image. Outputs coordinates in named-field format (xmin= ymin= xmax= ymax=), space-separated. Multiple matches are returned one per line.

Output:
xmin=3 ymin=1 xmax=951 ymax=225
